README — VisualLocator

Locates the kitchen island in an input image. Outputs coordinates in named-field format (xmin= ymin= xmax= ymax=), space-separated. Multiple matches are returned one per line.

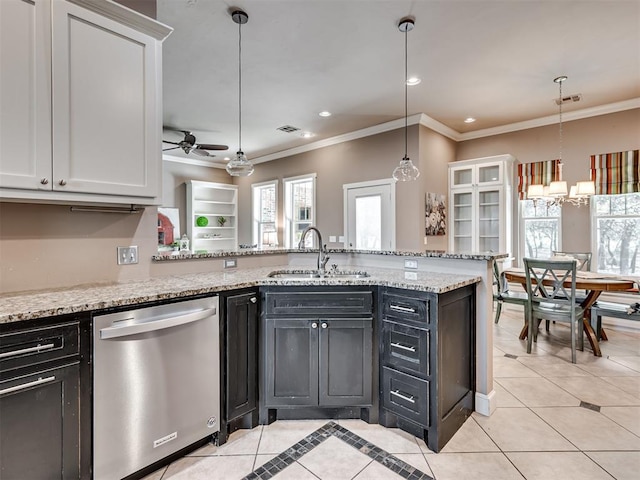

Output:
xmin=1 ymin=248 xmax=504 ymax=417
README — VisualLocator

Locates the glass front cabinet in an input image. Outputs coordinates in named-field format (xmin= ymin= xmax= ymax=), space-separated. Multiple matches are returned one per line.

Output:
xmin=448 ymin=154 xmax=515 ymax=257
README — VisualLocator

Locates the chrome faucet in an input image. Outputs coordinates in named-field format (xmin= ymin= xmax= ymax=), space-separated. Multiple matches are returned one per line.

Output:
xmin=298 ymin=226 xmax=330 ymax=275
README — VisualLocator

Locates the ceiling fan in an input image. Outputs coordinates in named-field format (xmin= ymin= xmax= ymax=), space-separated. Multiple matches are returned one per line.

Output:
xmin=162 ymin=130 xmax=228 ymax=157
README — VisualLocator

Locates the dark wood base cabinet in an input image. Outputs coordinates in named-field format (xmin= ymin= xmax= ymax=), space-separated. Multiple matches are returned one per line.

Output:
xmin=260 ymin=287 xmax=376 ymax=423
xmin=379 ymin=285 xmax=475 ymax=452
xmin=0 ymin=314 xmax=91 ymax=479
xmin=219 ymin=289 xmax=260 ymax=445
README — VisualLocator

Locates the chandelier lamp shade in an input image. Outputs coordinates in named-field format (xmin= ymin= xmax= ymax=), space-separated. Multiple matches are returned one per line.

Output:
xmin=226 ymin=9 xmax=254 ymax=177
xmin=527 ymin=76 xmax=594 ymax=207
xmin=392 ymin=17 xmax=420 ymax=182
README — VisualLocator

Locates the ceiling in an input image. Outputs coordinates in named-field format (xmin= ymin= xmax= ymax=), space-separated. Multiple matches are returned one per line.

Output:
xmin=157 ymin=0 xmax=640 ymax=166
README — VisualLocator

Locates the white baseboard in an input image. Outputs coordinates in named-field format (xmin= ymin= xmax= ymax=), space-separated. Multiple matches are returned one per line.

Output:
xmin=475 ymin=390 xmax=497 ymax=417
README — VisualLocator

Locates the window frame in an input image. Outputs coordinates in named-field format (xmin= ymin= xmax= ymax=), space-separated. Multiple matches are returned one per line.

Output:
xmin=590 ymin=192 xmax=640 ymax=276
xmin=251 ymin=179 xmax=279 ymax=248
xmin=518 ymin=199 xmax=563 ymax=263
xmin=283 ymin=173 xmax=317 ymax=248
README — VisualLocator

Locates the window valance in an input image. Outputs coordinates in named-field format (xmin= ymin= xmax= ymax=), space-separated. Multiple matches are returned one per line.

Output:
xmin=590 ymin=150 xmax=640 ymax=195
xmin=517 ymin=159 xmax=560 ymax=200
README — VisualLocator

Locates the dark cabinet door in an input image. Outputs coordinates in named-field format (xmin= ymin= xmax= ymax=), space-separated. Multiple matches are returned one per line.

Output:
xmin=0 ymin=362 xmax=80 ymax=480
xmin=264 ymin=318 xmax=318 ymax=406
xmin=319 ymin=318 xmax=372 ymax=406
xmin=226 ymin=291 xmax=259 ymax=421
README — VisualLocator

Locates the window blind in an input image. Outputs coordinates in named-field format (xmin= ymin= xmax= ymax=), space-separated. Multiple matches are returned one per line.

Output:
xmin=517 ymin=159 xmax=560 ymax=200
xmin=590 ymin=150 xmax=640 ymax=195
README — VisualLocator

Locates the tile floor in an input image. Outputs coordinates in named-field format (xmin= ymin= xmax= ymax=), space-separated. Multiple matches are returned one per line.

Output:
xmin=144 ymin=304 xmax=640 ymax=479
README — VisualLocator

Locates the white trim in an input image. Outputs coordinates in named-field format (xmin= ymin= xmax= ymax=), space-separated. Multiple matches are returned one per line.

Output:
xmin=475 ymin=390 xmax=497 ymax=417
xmin=283 ymin=173 xmax=317 ymax=248
xmin=251 ymin=179 xmax=279 ymax=247
xmin=458 ymin=98 xmax=640 ymax=141
xmin=164 ymin=99 xmax=640 ymax=169
xmin=283 ymin=172 xmax=317 ymax=183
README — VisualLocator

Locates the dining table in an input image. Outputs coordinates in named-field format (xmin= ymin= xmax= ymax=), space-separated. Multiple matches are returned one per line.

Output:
xmin=503 ymin=267 xmax=637 ymax=357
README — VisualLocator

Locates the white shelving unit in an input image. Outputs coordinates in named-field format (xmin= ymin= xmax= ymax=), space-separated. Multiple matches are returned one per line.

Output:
xmin=448 ymin=154 xmax=515 ymax=257
xmin=186 ymin=180 xmax=238 ymax=253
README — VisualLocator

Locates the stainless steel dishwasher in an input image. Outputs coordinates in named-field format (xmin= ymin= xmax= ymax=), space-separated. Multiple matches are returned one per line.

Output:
xmin=93 ymin=296 xmax=219 ymax=480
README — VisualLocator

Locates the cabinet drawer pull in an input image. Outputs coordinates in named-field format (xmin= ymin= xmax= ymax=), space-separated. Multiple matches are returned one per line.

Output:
xmin=311 ymin=322 xmax=318 ymax=329
xmin=321 ymin=322 xmax=328 ymax=329
xmin=250 ymin=297 xmax=257 ymax=304
xmin=390 ymin=342 xmax=416 ymax=353
xmin=389 ymin=304 xmax=416 ymax=314
xmin=0 ymin=376 xmax=56 ymax=396
xmin=40 ymin=178 xmax=49 ymax=185
xmin=58 ymin=179 xmax=67 ymax=186
xmin=0 ymin=343 xmax=55 ymax=359
xmin=391 ymin=389 xmax=415 ymax=404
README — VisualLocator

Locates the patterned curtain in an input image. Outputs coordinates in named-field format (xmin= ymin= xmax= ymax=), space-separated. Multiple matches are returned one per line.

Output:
xmin=590 ymin=150 xmax=640 ymax=195
xmin=517 ymin=159 xmax=560 ymax=200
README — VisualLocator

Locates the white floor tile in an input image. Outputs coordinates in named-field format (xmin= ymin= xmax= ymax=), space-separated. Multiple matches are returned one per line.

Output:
xmin=297 ymin=436 xmax=371 ymax=479
xmin=585 ymin=451 xmax=640 ymax=480
xmin=506 ymin=451 xmax=613 ymax=480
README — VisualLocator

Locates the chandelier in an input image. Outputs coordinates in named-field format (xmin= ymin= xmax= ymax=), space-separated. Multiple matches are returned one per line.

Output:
xmin=527 ymin=76 xmax=594 ymax=207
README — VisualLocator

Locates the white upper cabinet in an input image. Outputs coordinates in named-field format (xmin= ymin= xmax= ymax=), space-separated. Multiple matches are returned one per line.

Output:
xmin=448 ymin=154 xmax=515 ymax=256
xmin=0 ymin=0 xmax=172 ymax=204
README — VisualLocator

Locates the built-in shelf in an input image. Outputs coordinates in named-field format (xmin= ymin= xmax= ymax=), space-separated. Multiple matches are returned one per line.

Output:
xmin=187 ymin=180 xmax=238 ymax=253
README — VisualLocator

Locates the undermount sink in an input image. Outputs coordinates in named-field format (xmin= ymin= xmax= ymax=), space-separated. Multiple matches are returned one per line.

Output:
xmin=267 ymin=270 xmax=370 ymax=280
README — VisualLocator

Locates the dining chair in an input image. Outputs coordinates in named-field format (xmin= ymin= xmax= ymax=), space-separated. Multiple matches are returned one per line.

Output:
xmin=551 ymin=251 xmax=592 ymax=271
xmin=523 ymin=257 xmax=585 ymax=364
xmin=493 ymin=260 xmax=528 ymax=324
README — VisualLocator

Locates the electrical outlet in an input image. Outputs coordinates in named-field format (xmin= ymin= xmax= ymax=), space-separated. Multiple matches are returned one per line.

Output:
xmin=404 ymin=259 xmax=418 ymax=270
xmin=117 ymin=246 xmax=138 ymax=265
xmin=224 ymin=258 xmax=237 ymax=269
xmin=424 ymin=236 xmax=428 ymax=245
xmin=329 ymin=235 xmax=336 ymax=243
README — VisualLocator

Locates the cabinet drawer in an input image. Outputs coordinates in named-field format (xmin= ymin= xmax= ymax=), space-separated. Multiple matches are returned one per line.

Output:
xmin=0 ymin=322 xmax=79 ymax=373
xmin=264 ymin=291 xmax=373 ymax=316
xmin=381 ymin=366 xmax=429 ymax=427
xmin=382 ymin=320 xmax=429 ymax=377
xmin=382 ymin=293 xmax=429 ymax=324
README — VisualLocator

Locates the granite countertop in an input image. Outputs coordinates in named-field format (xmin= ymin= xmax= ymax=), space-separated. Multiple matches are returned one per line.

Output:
xmin=152 ymin=247 xmax=508 ymax=262
xmin=0 ymin=266 xmax=481 ymax=324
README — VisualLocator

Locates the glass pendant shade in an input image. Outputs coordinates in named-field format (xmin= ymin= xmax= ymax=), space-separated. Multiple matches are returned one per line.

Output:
xmin=392 ymin=156 xmax=420 ymax=182
xmin=225 ymin=150 xmax=254 ymax=176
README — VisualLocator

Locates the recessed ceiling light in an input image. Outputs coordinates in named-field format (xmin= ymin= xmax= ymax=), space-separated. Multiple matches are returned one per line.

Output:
xmin=318 ymin=111 xmax=332 ymax=117
xmin=301 ymin=132 xmax=315 ymax=138
xmin=406 ymin=77 xmax=421 ymax=86
xmin=464 ymin=117 xmax=476 ymax=123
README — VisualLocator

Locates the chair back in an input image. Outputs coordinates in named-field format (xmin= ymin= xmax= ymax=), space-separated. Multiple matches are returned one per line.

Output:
xmin=551 ymin=251 xmax=592 ymax=271
xmin=493 ymin=260 xmax=507 ymax=294
xmin=523 ymin=258 xmax=578 ymax=310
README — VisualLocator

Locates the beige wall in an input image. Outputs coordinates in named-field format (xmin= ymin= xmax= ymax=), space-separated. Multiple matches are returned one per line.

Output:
xmin=233 ymin=125 xmax=456 ymax=251
xmin=456 ymin=108 xmax=640 ymax=255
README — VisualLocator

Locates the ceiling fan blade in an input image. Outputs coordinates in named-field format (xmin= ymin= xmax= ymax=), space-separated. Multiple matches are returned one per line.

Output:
xmin=197 ymin=143 xmax=229 ymax=151
xmin=162 ymin=146 xmax=180 ymax=152
xmin=192 ymin=148 xmax=213 ymax=157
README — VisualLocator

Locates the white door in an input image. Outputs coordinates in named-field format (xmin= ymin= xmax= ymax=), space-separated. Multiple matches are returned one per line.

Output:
xmin=344 ymin=180 xmax=395 ymax=250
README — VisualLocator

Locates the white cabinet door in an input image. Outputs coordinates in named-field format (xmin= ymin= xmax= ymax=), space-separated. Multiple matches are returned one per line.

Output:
xmin=51 ymin=0 xmax=161 ymax=197
xmin=0 ymin=0 xmax=52 ymax=190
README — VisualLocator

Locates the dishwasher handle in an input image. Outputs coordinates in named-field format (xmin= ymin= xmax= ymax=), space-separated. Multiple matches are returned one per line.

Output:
xmin=100 ymin=307 xmax=216 ymax=340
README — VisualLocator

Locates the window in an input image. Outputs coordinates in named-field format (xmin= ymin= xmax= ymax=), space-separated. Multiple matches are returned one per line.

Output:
xmin=520 ymin=200 xmax=562 ymax=260
xmin=251 ymin=180 xmax=278 ymax=248
xmin=591 ymin=193 xmax=640 ymax=275
xmin=284 ymin=173 xmax=316 ymax=248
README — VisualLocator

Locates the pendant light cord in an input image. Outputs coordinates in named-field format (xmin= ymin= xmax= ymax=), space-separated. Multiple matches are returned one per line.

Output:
xmin=238 ymin=20 xmax=242 ymax=152
xmin=558 ymin=78 xmax=563 ymax=167
xmin=404 ymin=25 xmax=408 ymax=159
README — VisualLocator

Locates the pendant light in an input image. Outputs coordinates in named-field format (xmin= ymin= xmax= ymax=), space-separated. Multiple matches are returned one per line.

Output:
xmin=392 ymin=17 xmax=420 ymax=182
xmin=226 ymin=10 xmax=254 ymax=177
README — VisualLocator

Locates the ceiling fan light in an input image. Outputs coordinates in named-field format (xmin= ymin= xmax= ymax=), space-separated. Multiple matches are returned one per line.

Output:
xmin=226 ymin=151 xmax=254 ymax=176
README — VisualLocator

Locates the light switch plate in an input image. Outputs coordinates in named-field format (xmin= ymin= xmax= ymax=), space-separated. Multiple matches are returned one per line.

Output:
xmin=404 ymin=259 xmax=418 ymax=270
xmin=224 ymin=258 xmax=237 ymax=269
xmin=117 ymin=246 xmax=138 ymax=265
xmin=404 ymin=271 xmax=418 ymax=280
xmin=329 ymin=235 xmax=337 ymax=243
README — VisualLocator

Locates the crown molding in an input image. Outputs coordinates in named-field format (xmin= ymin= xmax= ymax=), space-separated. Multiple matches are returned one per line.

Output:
xmin=458 ymin=98 xmax=640 ymax=141
xmin=164 ymin=98 xmax=640 ymax=168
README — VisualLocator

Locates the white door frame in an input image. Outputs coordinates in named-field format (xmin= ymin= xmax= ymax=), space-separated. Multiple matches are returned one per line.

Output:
xmin=343 ymin=178 xmax=396 ymax=250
